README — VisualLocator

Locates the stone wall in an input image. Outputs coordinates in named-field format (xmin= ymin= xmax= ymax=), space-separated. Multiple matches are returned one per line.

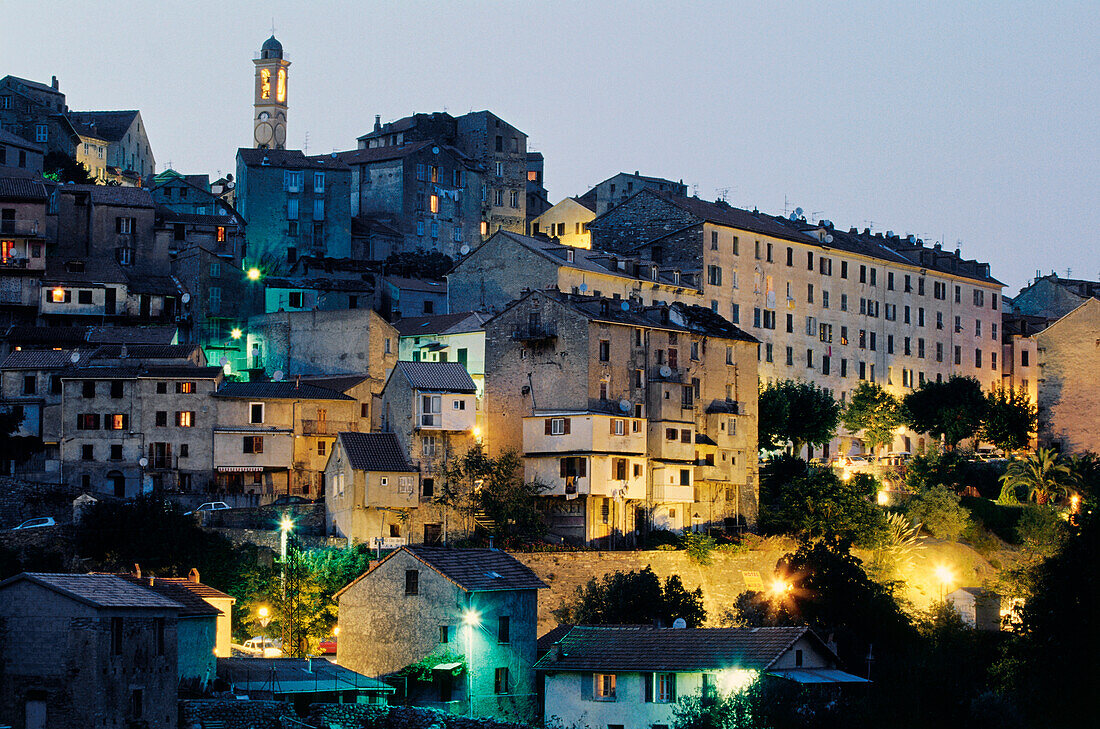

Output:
xmin=587 ymin=190 xmax=701 ymax=254
xmin=199 ymin=502 xmax=326 ymax=534
xmin=0 ymin=476 xmax=80 ymax=527
xmin=179 ymin=699 xmax=296 ymax=729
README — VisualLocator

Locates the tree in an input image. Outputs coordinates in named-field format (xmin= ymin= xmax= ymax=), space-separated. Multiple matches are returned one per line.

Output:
xmin=0 ymin=409 xmax=44 ymax=473
xmin=905 ymin=484 xmax=970 ymax=541
xmin=759 ymin=458 xmax=888 ymax=547
xmin=554 ymin=565 xmax=706 ymax=627
xmin=43 ymin=151 xmax=97 ymax=184
xmin=440 ymin=445 xmax=548 ymax=540
xmin=980 ymin=387 xmax=1036 ymax=453
xmin=842 ymin=382 xmax=904 ymax=455
xmin=758 ymin=380 xmax=840 ymax=455
xmin=998 ymin=448 xmax=1077 ymax=505
xmin=903 ymin=376 xmax=987 ymax=448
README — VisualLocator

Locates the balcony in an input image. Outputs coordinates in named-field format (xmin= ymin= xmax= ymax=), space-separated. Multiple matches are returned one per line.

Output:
xmin=0 ymin=219 xmax=42 ymax=236
xmin=370 ymin=536 xmax=407 ymax=550
xmin=511 ymin=323 xmax=557 ymax=342
xmin=0 ymin=257 xmax=29 ymax=269
xmin=301 ymin=419 xmax=357 ymax=436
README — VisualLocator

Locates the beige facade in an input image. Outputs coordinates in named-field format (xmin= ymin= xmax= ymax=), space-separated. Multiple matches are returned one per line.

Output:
xmin=76 ymin=134 xmax=110 ymax=182
xmin=1034 ymin=298 xmax=1100 ymax=453
xmin=530 ymin=197 xmax=596 ymax=249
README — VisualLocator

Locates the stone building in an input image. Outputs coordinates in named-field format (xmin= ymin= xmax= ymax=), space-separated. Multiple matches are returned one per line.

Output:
xmin=0 ymin=74 xmax=80 ymax=158
xmin=447 ymin=230 xmax=700 ymax=316
xmin=482 ymin=290 xmax=759 ymax=544
xmin=530 ymin=196 xmax=597 ymax=249
xmin=68 ymin=110 xmax=156 ymax=179
xmin=335 ymin=546 xmax=547 ymax=722
xmin=1034 ymin=298 xmax=1100 ymax=453
xmin=0 ymin=127 xmax=46 ymax=174
xmin=588 ymin=190 xmax=1004 ymax=458
xmin=0 ymin=572 xmax=182 ymax=729
xmin=252 ymin=35 xmax=290 ymax=150
xmin=325 ymin=431 xmax=423 ymax=545
xmin=575 ymin=171 xmax=687 ymax=216
xmin=525 ymin=151 xmax=551 ymax=224
xmin=0 ymin=176 xmax=51 ymax=328
xmin=1009 ymin=273 xmax=1100 ymax=322
xmin=336 ymin=141 xmax=482 ymax=258
xmin=234 ymin=148 xmax=351 ymax=272
xmin=381 ymin=275 xmax=448 ymax=319
xmin=379 ymin=361 xmax=477 ymax=526
xmin=211 ymin=379 xmax=362 ymax=497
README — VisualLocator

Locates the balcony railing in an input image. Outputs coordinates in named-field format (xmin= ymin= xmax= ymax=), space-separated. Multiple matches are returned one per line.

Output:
xmin=512 ymin=324 xmax=557 ymax=341
xmin=0 ymin=220 xmax=41 ymax=236
xmin=300 ymin=419 xmax=357 ymax=436
xmin=0 ymin=257 xmax=29 ymax=269
xmin=370 ymin=536 xmax=407 ymax=550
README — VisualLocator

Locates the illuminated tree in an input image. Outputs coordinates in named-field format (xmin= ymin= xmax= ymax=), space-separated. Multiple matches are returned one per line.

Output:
xmin=842 ymin=382 xmax=904 ymax=455
xmin=981 ymin=387 xmax=1036 ymax=453
xmin=758 ymin=380 xmax=840 ymax=455
xmin=902 ymin=376 xmax=987 ymax=448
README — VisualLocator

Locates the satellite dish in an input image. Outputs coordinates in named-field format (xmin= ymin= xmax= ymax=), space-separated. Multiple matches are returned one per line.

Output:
xmin=824 ymin=234 xmax=834 ymax=244
xmin=70 ymin=352 xmax=80 ymax=363
xmin=181 ymin=293 xmax=191 ymax=304
xmin=219 ymin=356 xmax=229 ymax=366
xmin=620 ymin=301 xmax=629 ymax=311
xmin=432 ymin=146 xmax=440 ymax=154
xmin=659 ymin=365 xmax=673 ymax=378
xmin=672 ymin=618 xmax=687 ymax=629
xmin=139 ymin=457 xmax=149 ymax=468
xmin=272 ymin=370 xmax=284 ymax=381
xmin=578 ymin=283 xmax=587 ymax=292
xmin=789 ymin=212 xmax=798 ymax=221
xmin=459 ymin=244 xmax=470 ymax=256
xmin=794 ymin=207 xmax=804 ymax=217
xmin=618 ymin=399 xmax=631 ymax=413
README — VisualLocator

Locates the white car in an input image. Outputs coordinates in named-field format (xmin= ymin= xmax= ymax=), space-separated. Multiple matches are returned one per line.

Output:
xmin=832 ymin=455 xmax=875 ymax=474
xmin=184 ymin=501 xmax=231 ymax=516
xmin=242 ymin=636 xmax=283 ymax=657
xmin=12 ymin=516 xmax=56 ymax=530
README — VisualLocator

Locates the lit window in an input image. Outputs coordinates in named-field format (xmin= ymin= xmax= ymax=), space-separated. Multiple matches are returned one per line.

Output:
xmin=430 ymin=194 xmax=439 ymax=214
xmin=260 ymin=68 xmax=271 ymax=99
xmin=51 ymin=287 xmax=66 ymax=303
xmin=216 ymin=226 xmax=226 ymax=242
xmin=176 ymin=411 xmax=194 ymax=427
xmin=594 ymin=673 xmax=616 ymax=700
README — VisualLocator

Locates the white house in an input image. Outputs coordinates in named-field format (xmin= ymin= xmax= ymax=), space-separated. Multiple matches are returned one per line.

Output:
xmin=946 ymin=587 xmax=1002 ymax=631
xmin=535 ymin=626 xmax=867 ymax=728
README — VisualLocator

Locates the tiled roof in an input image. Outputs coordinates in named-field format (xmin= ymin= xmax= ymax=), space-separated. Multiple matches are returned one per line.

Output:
xmin=138 ymin=366 xmax=222 ymax=379
xmin=670 ymin=302 xmax=759 ymax=343
xmin=1 ymin=349 xmax=87 ymax=369
xmin=642 ymin=191 xmax=816 ymax=245
xmin=393 ymin=312 xmax=487 ymax=337
xmin=352 ymin=214 xmax=402 ymax=237
xmin=3 ymin=325 xmax=91 ymax=346
xmin=67 ymin=110 xmax=139 ymax=142
xmin=298 ymin=374 xmax=371 ymax=393
xmin=86 ymin=326 xmax=178 ymax=344
xmin=0 ymin=176 xmax=48 ymax=201
xmin=59 ymin=184 xmax=153 ymax=208
xmin=236 ymin=148 xmax=349 ymax=170
xmin=337 ymin=432 xmax=416 ymax=472
xmin=156 ymin=577 xmax=235 ymax=601
xmin=1 ymin=75 xmax=64 ymax=97
xmin=488 ymin=231 xmax=682 ymax=288
xmin=43 ymin=256 xmax=129 ymax=285
xmin=214 ymin=381 xmax=354 ymax=401
xmin=218 ymin=658 xmax=393 ymax=693
xmin=384 ymin=276 xmax=447 ymax=293
xmin=157 ymin=208 xmax=236 ymax=225
xmin=334 ymin=140 xmax=436 ymax=165
xmin=533 ymin=626 xmax=820 ymax=672
xmin=395 ymin=361 xmax=476 ymax=393
xmin=116 ymin=576 xmax=222 ymax=617
xmin=89 ymin=343 xmax=197 ymax=360
xmin=336 ymin=546 xmax=547 ymax=598
xmin=0 ymin=573 xmax=183 ymax=610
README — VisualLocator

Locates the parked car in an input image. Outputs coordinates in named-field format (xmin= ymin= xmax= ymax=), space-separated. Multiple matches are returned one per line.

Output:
xmin=319 ymin=635 xmax=337 ymax=655
xmin=270 ymin=495 xmax=314 ymax=506
xmin=11 ymin=516 xmax=56 ymax=530
xmin=183 ymin=501 xmax=231 ymax=516
xmin=831 ymin=455 xmax=875 ymax=474
xmin=241 ymin=636 xmax=283 ymax=657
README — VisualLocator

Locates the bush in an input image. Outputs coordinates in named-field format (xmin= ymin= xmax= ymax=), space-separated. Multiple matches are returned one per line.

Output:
xmin=1016 ymin=504 xmax=1067 ymax=557
xmin=962 ymin=496 xmax=1023 ymax=544
xmin=760 ymin=461 xmax=888 ymax=547
xmin=680 ymin=532 xmax=716 ymax=565
xmin=906 ymin=484 xmax=970 ymax=541
xmin=643 ymin=528 xmax=681 ymax=549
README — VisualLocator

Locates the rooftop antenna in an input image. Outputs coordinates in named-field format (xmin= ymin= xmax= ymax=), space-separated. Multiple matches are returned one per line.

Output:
xmin=715 ymin=187 xmax=731 ymax=202
xmin=811 ymin=211 xmax=823 ymax=223
xmin=271 ymin=17 xmax=276 ymax=35
xmin=303 ymin=130 xmax=309 ymax=154
xmin=1066 ymin=267 xmax=1072 ymax=278
xmin=692 ymin=183 xmax=699 ymax=197
xmin=863 ymin=219 xmax=875 ymax=230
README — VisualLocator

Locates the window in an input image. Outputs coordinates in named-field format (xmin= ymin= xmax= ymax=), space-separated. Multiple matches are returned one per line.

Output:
xmin=1021 ymin=350 xmax=1029 ymax=367
xmin=111 ymin=617 xmax=123 ymax=654
xmin=785 ymin=346 xmax=794 ymax=366
xmin=106 ymin=414 xmax=128 ymax=430
xmin=314 ymin=172 xmax=325 ymax=192
xmin=495 ymin=667 xmax=510 ymax=695
xmin=83 ymin=380 xmax=96 ymax=398
xmin=110 ymin=444 xmax=123 ymax=460
xmin=155 ymin=617 xmax=165 ymax=656
xmin=594 ymin=673 xmax=617 ymax=700
xmin=611 ymin=418 xmax=625 ymax=436
xmin=707 ymin=265 xmax=722 ymax=286
xmin=76 ymin=413 xmax=100 ymax=430
xmin=287 ymin=198 xmax=298 ymax=220
xmin=179 ymin=444 xmax=189 ymax=458
xmin=599 ymin=339 xmax=610 ymax=361
xmin=21 ymin=375 xmax=36 ymax=395
xmin=547 ymin=417 xmax=569 ymax=435
xmin=82 ymin=444 xmax=94 ymax=461
xmin=786 ymin=247 xmax=793 ymax=266
xmin=423 ymin=436 xmax=438 ymax=459
xmin=405 ymin=569 xmax=419 ymax=595
xmin=242 ymin=436 xmax=263 ymax=453
xmin=498 ymin=616 xmax=510 ymax=644
xmin=509 ymin=190 xmax=519 ymax=208
xmin=656 ymin=672 xmax=677 ymax=703
xmin=313 ymin=198 xmax=325 ymax=220
xmin=155 ymin=410 xmax=168 ymax=427
xmin=250 ymin=402 xmax=264 ymax=424
xmin=35 ymin=124 xmax=48 ymax=143
xmin=560 ymin=456 xmax=587 ymax=478
xmin=975 ymin=349 xmax=983 ymax=367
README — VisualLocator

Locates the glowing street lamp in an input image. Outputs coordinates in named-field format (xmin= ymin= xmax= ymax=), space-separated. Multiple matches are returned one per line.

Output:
xmin=246 ymin=267 xmax=262 ymax=281
xmin=463 ymin=608 xmax=481 ymax=715
xmin=934 ymin=565 xmax=953 ymax=600
xmin=257 ymin=605 xmax=271 ymax=652
xmin=279 ymin=515 xmax=294 ymax=584
xmin=770 ymin=578 xmax=791 ymax=597
xmin=231 ymin=327 xmax=243 ymax=340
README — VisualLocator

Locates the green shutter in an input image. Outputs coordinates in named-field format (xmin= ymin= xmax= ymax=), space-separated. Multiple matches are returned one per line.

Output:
xmin=581 ymin=673 xmax=593 ymax=701
xmin=644 ymin=672 xmax=653 ymax=702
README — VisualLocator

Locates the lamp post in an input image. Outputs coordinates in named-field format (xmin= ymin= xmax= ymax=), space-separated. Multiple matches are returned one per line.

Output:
xmin=935 ymin=565 xmax=953 ymax=602
xmin=257 ymin=606 xmax=271 ymax=654
xmin=279 ymin=514 xmax=294 ymax=585
xmin=462 ymin=607 xmax=481 ymax=717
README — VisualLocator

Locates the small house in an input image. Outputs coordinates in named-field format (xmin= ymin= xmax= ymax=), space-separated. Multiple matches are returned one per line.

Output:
xmin=946 ymin=587 xmax=1002 ymax=631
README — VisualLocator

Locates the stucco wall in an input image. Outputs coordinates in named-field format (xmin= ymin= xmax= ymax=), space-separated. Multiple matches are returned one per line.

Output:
xmin=1035 ymin=299 xmax=1100 ymax=453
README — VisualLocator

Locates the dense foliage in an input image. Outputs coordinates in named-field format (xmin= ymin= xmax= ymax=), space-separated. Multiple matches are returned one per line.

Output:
xmin=383 ymin=250 xmax=454 ymax=279
xmin=998 ymin=448 xmax=1078 ymax=505
xmin=980 ymin=387 xmax=1037 ymax=453
xmin=905 ymin=484 xmax=971 ymax=541
xmin=440 ymin=445 xmax=548 ymax=540
xmin=758 ymin=380 xmax=840 ymax=454
xmin=841 ymin=382 xmax=904 ymax=454
xmin=759 ymin=456 xmax=887 ymax=547
xmin=902 ymin=376 xmax=986 ymax=447
xmin=554 ymin=565 xmax=706 ymax=627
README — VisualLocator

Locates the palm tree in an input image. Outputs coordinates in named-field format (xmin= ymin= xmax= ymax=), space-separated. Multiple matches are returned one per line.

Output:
xmin=998 ymin=448 xmax=1078 ymax=505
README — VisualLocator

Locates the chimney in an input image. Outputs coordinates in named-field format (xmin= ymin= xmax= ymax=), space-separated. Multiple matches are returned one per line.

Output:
xmin=51 ymin=75 xmax=59 ymax=90
xmin=188 ymin=567 xmax=200 ymax=584
xmin=133 ymin=563 xmax=141 ymax=578
xmin=374 ymin=115 xmax=381 ymax=132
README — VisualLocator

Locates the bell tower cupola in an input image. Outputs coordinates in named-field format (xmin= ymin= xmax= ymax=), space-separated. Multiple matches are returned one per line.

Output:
xmin=253 ymin=35 xmax=290 ymax=149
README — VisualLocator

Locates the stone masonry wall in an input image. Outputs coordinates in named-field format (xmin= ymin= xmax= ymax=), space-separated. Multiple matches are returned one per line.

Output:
xmin=0 ymin=476 xmax=80 ymax=527
xmin=587 ymin=191 xmax=701 ymax=254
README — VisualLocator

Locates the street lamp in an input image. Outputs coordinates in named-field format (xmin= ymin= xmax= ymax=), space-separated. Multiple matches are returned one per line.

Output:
xmin=246 ymin=267 xmax=262 ymax=281
xmin=463 ymin=608 xmax=481 ymax=716
xmin=279 ymin=515 xmax=294 ymax=583
xmin=231 ymin=327 xmax=243 ymax=340
xmin=934 ymin=565 xmax=953 ymax=601
xmin=257 ymin=606 xmax=271 ymax=653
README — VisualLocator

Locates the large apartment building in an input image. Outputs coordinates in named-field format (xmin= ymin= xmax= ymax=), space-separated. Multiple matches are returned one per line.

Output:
xmin=589 ymin=191 xmax=1004 ymax=457
xmin=482 ymin=290 xmax=759 ymax=545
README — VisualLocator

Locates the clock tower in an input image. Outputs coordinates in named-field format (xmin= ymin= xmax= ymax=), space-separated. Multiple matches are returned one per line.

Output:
xmin=253 ymin=35 xmax=290 ymax=149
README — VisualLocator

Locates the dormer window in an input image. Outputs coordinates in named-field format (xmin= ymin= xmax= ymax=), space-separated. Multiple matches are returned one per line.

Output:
xmin=566 ymin=249 xmax=574 ymax=263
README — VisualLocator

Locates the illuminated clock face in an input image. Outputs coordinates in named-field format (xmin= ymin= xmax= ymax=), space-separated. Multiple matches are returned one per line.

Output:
xmin=258 ymin=112 xmax=270 ymax=121
xmin=274 ymin=124 xmax=286 ymax=145
xmin=255 ymin=122 xmax=273 ymax=145
xmin=276 ymin=69 xmax=287 ymax=103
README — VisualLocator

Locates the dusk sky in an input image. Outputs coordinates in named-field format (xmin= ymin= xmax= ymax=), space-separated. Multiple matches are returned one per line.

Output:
xmin=3 ymin=0 xmax=1097 ymax=293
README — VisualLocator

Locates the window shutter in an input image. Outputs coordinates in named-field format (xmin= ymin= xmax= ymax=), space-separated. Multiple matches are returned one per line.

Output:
xmin=563 ymin=418 xmax=571 ymax=434
xmin=669 ymin=673 xmax=677 ymax=702
xmin=545 ymin=419 xmax=552 ymax=435
xmin=610 ymin=419 xmax=617 ymax=435
xmin=578 ymin=458 xmax=587 ymax=477
xmin=148 ymin=443 xmax=154 ymax=461
xmin=560 ymin=459 xmax=567 ymax=478
xmin=581 ymin=673 xmax=593 ymax=701
xmin=644 ymin=672 xmax=653 ymax=702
